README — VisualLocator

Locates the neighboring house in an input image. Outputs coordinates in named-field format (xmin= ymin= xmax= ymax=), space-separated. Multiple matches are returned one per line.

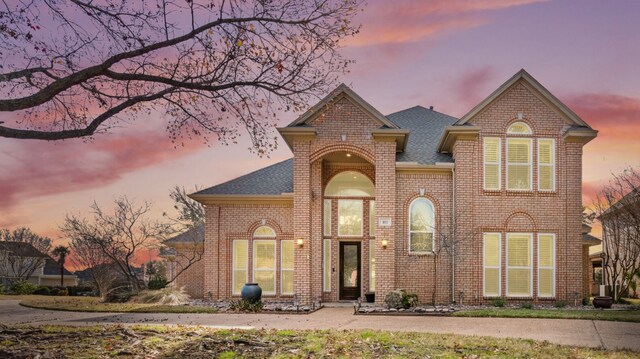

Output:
xmin=167 ymin=69 xmax=597 ymax=305
xmin=581 ymin=224 xmax=602 ymax=296
xmin=599 ymin=187 xmax=640 ymax=299
xmin=0 ymin=241 xmax=78 ymax=287
xmin=161 ymin=226 xmax=204 ymax=298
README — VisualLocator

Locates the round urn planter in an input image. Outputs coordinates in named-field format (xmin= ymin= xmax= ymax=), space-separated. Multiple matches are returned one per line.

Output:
xmin=593 ymin=296 xmax=613 ymax=309
xmin=241 ymin=283 xmax=262 ymax=303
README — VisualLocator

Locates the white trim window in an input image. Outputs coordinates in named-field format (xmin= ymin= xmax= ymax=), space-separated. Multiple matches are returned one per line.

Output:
xmin=323 ymin=239 xmax=331 ymax=292
xmin=232 ymin=240 xmax=248 ymax=295
xmin=483 ymin=137 xmax=501 ymax=190
xmin=506 ymin=138 xmax=532 ymax=191
xmin=369 ymin=241 xmax=376 ymax=292
xmin=338 ymin=199 xmax=363 ymax=237
xmin=280 ymin=240 xmax=294 ymax=295
xmin=506 ymin=233 xmax=533 ymax=297
xmin=323 ymin=199 xmax=332 ymax=236
xmin=253 ymin=240 xmax=276 ymax=295
xmin=253 ymin=225 xmax=276 ymax=238
xmin=538 ymin=139 xmax=556 ymax=191
xmin=483 ymin=233 xmax=501 ymax=297
xmin=538 ymin=234 xmax=556 ymax=298
xmin=507 ymin=121 xmax=532 ymax=135
xmin=408 ymin=198 xmax=435 ymax=253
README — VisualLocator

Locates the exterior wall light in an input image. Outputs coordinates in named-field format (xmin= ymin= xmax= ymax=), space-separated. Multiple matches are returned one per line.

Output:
xmin=381 ymin=239 xmax=388 ymax=249
xmin=297 ymin=238 xmax=304 ymax=248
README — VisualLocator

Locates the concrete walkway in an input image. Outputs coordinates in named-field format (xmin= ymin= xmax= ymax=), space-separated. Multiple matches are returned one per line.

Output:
xmin=1 ymin=300 xmax=639 ymax=352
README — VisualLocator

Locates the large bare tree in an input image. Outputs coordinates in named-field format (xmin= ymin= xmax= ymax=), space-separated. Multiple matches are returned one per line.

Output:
xmin=61 ymin=197 xmax=171 ymax=295
xmin=592 ymin=167 xmax=640 ymax=301
xmin=0 ymin=0 xmax=361 ymax=154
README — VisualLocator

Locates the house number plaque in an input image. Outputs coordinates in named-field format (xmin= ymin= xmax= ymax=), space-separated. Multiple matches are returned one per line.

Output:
xmin=378 ymin=217 xmax=392 ymax=227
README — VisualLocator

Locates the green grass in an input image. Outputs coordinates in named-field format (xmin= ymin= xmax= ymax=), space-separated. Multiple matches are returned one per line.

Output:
xmin=0 ymin=295 xmax=218 ymax=314
xmin=454 ymin=307 xmax=640 ymax=322
xmin=0 ymin=325 xmax=636 ymax=358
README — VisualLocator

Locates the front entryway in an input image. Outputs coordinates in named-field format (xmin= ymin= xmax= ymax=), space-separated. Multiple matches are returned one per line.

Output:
xmin=339 ymin=242 xmax=361 ymax=300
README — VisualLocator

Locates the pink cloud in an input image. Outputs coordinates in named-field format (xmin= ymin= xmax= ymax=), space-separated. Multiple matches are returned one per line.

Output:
xmin=0 ymin=127 xmax=205 ymax=211
xmin=346 ymin=0 xmax=548 ymax=47
xmin=451 ymin=66 xmax=497 ymax=108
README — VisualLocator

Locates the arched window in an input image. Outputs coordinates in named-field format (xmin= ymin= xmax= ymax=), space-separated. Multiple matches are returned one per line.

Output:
xmin=253 ymin=225 xmax=276 ymax=238
xmin=507 ymin=121 xmax=532 ymax=135
xmin=325 ymin=171 xmax=374 ymax=197
xmin=408 ymin=198 xmax=435 ymax=253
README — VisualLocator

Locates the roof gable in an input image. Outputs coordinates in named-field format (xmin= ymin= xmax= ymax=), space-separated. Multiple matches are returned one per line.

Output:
xmin=456 ymin=69 xmax=591 ymax=128
xmin=287 ymin=83 xmax=399 ymax=129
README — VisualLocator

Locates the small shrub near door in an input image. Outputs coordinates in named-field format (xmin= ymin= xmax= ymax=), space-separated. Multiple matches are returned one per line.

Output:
xmin=147 ymin=276 xmax=168 ymax=290
xmin=33 ymin=286 xmax=51 ymax=295
xmin=384 ymin=289 xmax=419 ymax=309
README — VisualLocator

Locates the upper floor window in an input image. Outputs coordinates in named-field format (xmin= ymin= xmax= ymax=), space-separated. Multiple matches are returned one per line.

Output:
xmin=538 ymin=139 xmax=556 ymax=191
xmin=325 ymin=171 xmax=375 ymax=197
xmin=408 ymin=198 xmax=435 ymax=253
xmin=507 ymin=121 xmax=532 ymax=135
xmin=483 ymin=137 xmax=501 ymax=190
xmin=506 ymin=138 xmax=532 ymax=191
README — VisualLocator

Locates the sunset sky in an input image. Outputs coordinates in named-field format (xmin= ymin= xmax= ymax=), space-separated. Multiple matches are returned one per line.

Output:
xmin=1 ymin=0 xmax=638 ymax=251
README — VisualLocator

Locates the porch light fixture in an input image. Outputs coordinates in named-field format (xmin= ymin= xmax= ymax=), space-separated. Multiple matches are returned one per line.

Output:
xmin=381 ymin=239 xmax=388 ymax=249
xmin=346 ymin=153 xmax=352 ymax=157
xmin=297 ymin=238 xmax=304 ymax=248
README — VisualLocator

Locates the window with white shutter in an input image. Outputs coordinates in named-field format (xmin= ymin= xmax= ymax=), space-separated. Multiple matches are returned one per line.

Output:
xmin=280 ymin=240 xmax=294 ymax=295
xmin=483 ymin=233 xmax=501 ymax=297
xmin=483 ymin=137 xmax=501 ymax=190
xmin=232 ymin=240 xmax=248 ymax=295
xmin=507 ymin=233 xmax=532 ymax=297
xmin=538 ymin=139 xmax=556 ymax=191
xmin=507 ymin=138 xmax=532 ymax=191
xmin=538 ymin=234 xmax=555 ymax=297
xmin=253 ymin=240 xmax=276 ymax=295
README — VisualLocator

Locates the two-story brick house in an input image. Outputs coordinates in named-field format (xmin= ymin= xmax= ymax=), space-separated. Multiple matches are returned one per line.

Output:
xmin=169 ymin=69 xmax=597 ymax=305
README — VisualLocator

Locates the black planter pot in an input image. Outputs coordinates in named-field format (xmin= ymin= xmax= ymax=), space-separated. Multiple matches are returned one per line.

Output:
xmin=241 ymin=283 xmax=262 ymax=303
xmin=365 ymin=292 xmax=375 ymax=303
xmin=593 ymin=296 xmax=613 ymax=309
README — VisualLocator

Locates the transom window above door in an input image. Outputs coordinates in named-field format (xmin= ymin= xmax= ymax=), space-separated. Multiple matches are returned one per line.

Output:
xmin=325 ymin=171 xmax=375 ymax=197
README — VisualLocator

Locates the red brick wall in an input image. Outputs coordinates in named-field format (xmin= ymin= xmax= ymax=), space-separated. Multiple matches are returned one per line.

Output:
xmin=453 ymin=80 xmax=587 ymax=304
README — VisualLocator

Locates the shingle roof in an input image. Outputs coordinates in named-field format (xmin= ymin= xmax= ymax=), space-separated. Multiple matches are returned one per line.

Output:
xmin=165 ymin=225 xmax=204 ymax=244
xmin=195 ymin=106 xmax=459 ymax=196
xmin=582 ymin=233 xmax=601 ymax=243
xmin=194 ymin=158 xmax=293 ymax=195
xmin=387 ymin=106 xmax=458 ymax=164
xmin=43 ymin=257 xmax=74 ymax=276
xmin=0 ymin=241 xmax=48 ymax=258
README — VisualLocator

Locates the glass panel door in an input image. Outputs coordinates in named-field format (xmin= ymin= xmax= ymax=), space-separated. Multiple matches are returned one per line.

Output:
xmin=339 ymin=242 xmax=361 ymax=300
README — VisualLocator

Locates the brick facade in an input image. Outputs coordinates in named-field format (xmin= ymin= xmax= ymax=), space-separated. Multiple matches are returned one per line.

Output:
xmin=178 ymin=72 xmax=595 ymax=305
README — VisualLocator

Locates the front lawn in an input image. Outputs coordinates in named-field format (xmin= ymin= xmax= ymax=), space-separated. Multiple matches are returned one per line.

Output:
xmin=0 ymin=325 xmax=636 ymax=358
xmin=0 ymin=295 xmax=217 ymax=314
xmin=454 ymin=307 xmax=640 ymax=322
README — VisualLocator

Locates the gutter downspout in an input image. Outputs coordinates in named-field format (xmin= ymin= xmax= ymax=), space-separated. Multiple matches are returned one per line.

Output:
xmin=451 ymin=165 xmax=456 ymax=304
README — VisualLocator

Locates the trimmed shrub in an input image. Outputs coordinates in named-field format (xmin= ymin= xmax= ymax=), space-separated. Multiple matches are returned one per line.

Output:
xmin=10 ymin=280 xmax=38 ymax=295
xmin=489 ymin=297 xmax=506 ymax=307
xmin=230 ymin=299 xmax=264 ymax=312
xmin=554 ymin=300 xmax=567 ymax=308
xmin=384 ymin=289 xmax=419 ymax=309
xmin=520 ymin=302 xmax=533 ymax=309
xmin=147 ymin=276 xmax=168 ymax=290
xmin=33 ymin=286 xmax=51 ymax=295
xmin=582 ymin=297 xmax=591 ymax=306
xmin=0 ymin=285 xmax=5 ymax=295
xmin=50 ymin=287 xmax=68 ymax=296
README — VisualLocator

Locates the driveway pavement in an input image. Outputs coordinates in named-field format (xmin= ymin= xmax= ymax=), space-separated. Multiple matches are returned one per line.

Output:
xmin=1 ymin=300 xmax=639 ymax=352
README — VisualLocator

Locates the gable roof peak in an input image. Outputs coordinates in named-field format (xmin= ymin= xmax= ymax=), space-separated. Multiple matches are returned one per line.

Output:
xmin=456 ymin=68 xmax=591 ymax=128
xmin=286 ymin=83 xmax=399 ymax=129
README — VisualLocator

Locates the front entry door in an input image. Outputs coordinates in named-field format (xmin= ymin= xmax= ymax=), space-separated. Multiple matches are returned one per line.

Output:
xmin=339 ymin=242 xmax=361 ymax=300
